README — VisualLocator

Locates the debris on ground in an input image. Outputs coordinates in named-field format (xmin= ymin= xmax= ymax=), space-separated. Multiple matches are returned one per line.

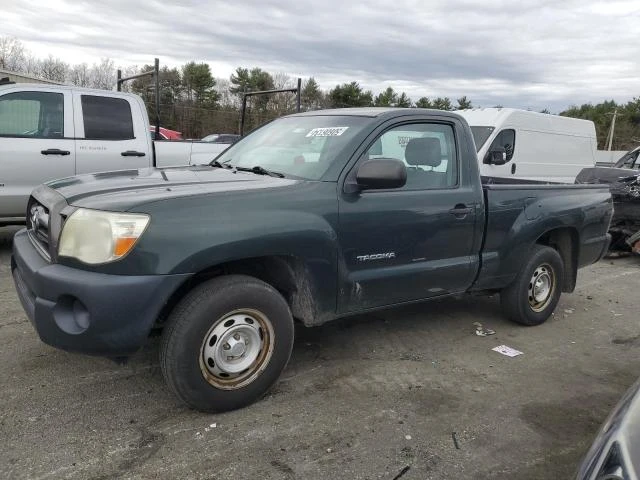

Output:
xmin=392 ymin=466 xmax=411 ymax=480
xmin=404 ymin=435 xmax=412 ymax=440
xmin=474 ymin=322 xmax=496 ymax=336
xmin=452 ymin=432 xmax=461 ymax=450
xmin=564 ymin=309 xmax=575 ymax=314
xmin=492 ymin=345 xmax=524 ymax=357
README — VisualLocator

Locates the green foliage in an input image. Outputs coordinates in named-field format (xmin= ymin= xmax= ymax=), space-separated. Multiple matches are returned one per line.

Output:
xmin=396 ymin=92 xmax=412 ymax=108
xmin=415 ymin=97 xmax=433 ymax=108
xmin=373 ymin=87 xmax=412 ymax=107
xmin=456 ymin=96 xmax=472 ymax=109
xmin=301 ymin=77 xmax=323 ymax=111
xmin=229 ymin=67 xmax=275 ymax=112
xmin=374 ymin=87 xmax=396 ymax=107
xmin=432 ymin=97 xmax=453 ymax=111
xmin=328 ymin=82 xmax=373 ymax=108
xmin=560 ymin=99 xmax=640 ymax=150
xmin=182 ymin=62 xmax=218 ymax=106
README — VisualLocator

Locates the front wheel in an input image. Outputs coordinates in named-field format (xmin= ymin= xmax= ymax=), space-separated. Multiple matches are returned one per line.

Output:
xmin=500 ymin=245 xmax=564 ymax=326
xmin=160 ymin=275 xmax=294 ymax=412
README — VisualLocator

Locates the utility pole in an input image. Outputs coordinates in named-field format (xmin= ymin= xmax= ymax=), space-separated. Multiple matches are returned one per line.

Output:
xmin=605 ymin=108 xmax=618 ymax=151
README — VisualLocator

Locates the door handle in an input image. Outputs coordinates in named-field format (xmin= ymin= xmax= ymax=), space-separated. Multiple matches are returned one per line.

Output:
xmin=121 ymin=150 xmax=146 ymax=157
xmin=41 ymin=149 xmax=70 ymax=156
xmin=449 ymin=204 xmax=473 ymax=218
xmin=511 ymin=163 xmax=517 ymax=174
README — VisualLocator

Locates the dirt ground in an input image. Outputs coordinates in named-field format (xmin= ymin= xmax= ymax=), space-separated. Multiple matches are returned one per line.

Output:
xmin=1 ymin=225 xmax=639 ymax=480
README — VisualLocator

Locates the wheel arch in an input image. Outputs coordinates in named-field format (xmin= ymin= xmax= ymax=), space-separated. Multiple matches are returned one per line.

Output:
xmin=535 ymin=226 xmax=579 ymax=293
xmin=155 ymin=255 xmax=322 ymax=330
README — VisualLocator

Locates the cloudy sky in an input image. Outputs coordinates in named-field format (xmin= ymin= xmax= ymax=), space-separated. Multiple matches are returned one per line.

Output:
xmin=3 ymin=0 xmax=639 ymax=111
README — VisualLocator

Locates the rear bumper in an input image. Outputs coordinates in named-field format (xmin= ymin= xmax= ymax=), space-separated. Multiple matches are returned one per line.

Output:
xmin=11 ymin=229 xmax=190 ymax=356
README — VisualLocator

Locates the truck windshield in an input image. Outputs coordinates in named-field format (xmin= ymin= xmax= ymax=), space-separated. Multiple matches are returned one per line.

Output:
xmin=214 ymin=116 xmax=370 ymax=180
xmin=470 ymin=126 xmax=495 ymax=151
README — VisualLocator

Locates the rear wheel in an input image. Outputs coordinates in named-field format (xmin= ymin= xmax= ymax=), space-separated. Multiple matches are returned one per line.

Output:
xmin=160 ymin=275 xmax=294 ymax=412
xmin=500 ymin=245 xmax=564 ymax=326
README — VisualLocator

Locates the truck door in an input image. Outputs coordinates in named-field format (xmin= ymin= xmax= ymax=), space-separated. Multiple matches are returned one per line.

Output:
xmin=0 ymin=89 xmax=75 ymax=219
xmin=337 ymin=119 xmax=481 ymax=313
xmin=73 ymin=92 xmax=150 ymax=174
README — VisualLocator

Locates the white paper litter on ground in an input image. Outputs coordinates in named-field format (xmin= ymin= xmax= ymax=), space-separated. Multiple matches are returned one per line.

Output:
xmin=492 ymin=345 xmax=523 ymax=357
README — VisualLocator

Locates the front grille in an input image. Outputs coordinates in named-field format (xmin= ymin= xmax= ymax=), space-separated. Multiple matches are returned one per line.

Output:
xmin=27 ymin=198 xmax=52 ymax=261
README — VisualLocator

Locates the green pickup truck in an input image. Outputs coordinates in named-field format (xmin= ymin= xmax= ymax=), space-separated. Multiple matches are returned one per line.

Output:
xmin=11 ymin=108 xmax=612 ymax=412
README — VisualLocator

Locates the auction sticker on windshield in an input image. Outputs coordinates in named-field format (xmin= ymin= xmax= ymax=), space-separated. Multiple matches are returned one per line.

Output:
xmin=306 ymin=127 xmax=349 ymax=137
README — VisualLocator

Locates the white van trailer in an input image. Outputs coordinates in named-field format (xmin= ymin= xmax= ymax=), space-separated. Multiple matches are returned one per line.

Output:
xmin=456 ymin=108 xmax=597 ymax=183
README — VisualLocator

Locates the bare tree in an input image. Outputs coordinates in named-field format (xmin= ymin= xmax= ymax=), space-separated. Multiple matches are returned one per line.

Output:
xmin=22 ymin=55 xmax=41 ymax=76
xmin=118 ymin=65 xmax=139 ymax=92
xmin=90 ymin=58 xmax=116 ymax=90
xmin=68 ymin=62 xmax=91 ymax=86
xmin=215 ymin=78 xmax=239 ymax=107
xmin=268 ymin=72 xmax=296 ymax=114
xmin=39 ymin=55 xmax=68 ymax=83
xmin=0 ymin=36 xmax=26 ymax=71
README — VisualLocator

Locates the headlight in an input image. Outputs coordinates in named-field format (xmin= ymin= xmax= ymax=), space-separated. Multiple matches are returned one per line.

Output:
xmin=58 ymin=208 xmax=150 ymax=264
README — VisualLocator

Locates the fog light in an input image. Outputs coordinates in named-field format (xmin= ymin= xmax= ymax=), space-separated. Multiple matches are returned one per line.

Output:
xmin=53 ymin=296 xmax=90 ymax=334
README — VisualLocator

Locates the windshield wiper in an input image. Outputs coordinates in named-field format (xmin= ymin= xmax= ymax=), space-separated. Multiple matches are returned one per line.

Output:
xmin=210 ymin=160 xmax=233 ymax=169
xmin=234 ymin=166 xmax=285 ymax=178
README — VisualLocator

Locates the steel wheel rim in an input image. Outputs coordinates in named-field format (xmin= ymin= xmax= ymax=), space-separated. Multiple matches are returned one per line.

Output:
xmin=528 ymin=264 xmax=555 ymax=312
xmin=199 ymin=309 xmax=275 ymax=390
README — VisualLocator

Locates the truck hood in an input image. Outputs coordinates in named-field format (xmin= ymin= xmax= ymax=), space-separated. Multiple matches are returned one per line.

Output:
xmin=45 ymin=165 xmax=299 ymax=211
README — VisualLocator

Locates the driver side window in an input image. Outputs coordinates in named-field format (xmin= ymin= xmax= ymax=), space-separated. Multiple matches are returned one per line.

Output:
xmin=487 ymin=129 xmax=516 ymax=162
xmin=0 ymin=91 xmax=64 ymax=138
xmin=363 ymin=122 xmax=458 ymax=190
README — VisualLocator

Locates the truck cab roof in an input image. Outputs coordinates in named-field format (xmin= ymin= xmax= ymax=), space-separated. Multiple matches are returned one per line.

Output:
xmin=0 ymin=82 xmax=141 ymax=100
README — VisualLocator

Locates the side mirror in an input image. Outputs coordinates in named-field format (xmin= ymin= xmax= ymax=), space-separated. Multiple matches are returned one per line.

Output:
xmin=485 ymin=147 xmax=507 ymax=165
xmin=355 ymin=159 xmax=407 ymax=190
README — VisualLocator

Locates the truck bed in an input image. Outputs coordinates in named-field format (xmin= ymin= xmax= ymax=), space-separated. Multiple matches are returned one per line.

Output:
xmin=474 ymin=183 xmax=612 ymax=291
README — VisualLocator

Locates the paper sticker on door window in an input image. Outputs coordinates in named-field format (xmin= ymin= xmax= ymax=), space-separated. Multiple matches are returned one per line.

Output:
xmin=306 ymin=127 xmax=349 ymax=137
xmin=398 ymin=136 xmax=413 ymax=148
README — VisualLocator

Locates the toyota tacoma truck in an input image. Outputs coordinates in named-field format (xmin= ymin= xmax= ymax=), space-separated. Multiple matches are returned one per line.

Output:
xmin=11 ymin=108 xmax=613 ymax=412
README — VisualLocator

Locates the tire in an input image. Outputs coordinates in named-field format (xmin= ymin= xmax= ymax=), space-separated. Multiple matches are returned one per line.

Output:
xmin=500 ymin=245 xmax=564 ymax=326
xmin=160 ymin=274 xmax=294 ymax=412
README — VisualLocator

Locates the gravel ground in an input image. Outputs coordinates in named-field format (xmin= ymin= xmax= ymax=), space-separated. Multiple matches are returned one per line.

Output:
xmin=1 ymin=225 xmax=639 ymax=480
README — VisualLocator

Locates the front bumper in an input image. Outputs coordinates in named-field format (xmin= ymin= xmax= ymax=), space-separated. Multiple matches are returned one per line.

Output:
xmin=11 ymin=229 xmax=190 ymax=356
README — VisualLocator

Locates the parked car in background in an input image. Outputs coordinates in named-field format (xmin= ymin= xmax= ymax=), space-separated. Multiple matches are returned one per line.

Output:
xmin=614 ymin=146 xmax=640 ymax=170
xmin=150 ymin=126 xmax=183 ymax=140
xmin=201 ymin=133 xmax=241 ymax=144
xmin=12 ymin=107 xmax=612 ymax=412
xmin=576 ymin=149 xmax=640 ymax=253
xmin=0 ymin=83 xmax=227 ymax=224
xmin=457 ymin=108 xmax=597 ymax=183
xmin=576 ymin=377 xmax=640 ymax=480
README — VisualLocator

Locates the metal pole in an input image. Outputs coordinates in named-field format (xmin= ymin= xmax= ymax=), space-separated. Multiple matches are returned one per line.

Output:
xmin=240 ymin=93 xmax=247 ymax=136
xmin=607 ymin=108 xmax=617 ymax=151
xmin=296 ymin=77 xmax=301 ymax=113
xmin=154 ymin=58 xmax=160 ymax=141
xmin=117 ymin=69 xmax=122 ymax=91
